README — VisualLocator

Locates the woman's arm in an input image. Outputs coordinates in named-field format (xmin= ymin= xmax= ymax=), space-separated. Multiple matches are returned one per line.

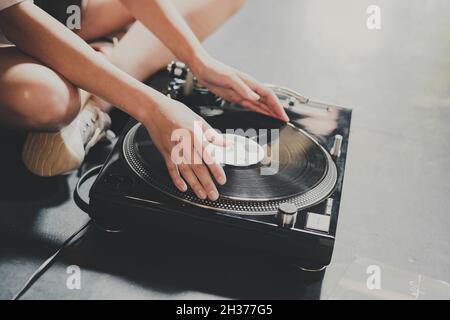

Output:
xmin=0 ymin=1 xmax=227 ymax=201
xmin=0 ymin=1 xmax=160 ymax=123
xmin=119 ymin=0 xmax=206 ymax=69
xmin=119 ymin=0 xmax=289 ymax=122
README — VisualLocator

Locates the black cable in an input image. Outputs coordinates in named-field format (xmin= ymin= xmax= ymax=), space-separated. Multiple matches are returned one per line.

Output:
xmin=11 ymin=220 xmax=92 ymax=300
xmin=11 ymin=165 xmax=102 ymax=300
xmin=10 ymin=162 xmax=102 ymax=300
xmin=73 ymin=165 xmax=103 ymax=214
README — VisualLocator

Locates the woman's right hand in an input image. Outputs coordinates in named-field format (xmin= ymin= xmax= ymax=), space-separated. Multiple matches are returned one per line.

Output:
xmin=142 ymin=96 xmax=227 ymax=201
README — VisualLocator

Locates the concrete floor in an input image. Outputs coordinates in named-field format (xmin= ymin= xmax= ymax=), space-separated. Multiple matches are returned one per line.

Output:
xmin=0 ymin=0 xmax=449 ymax=299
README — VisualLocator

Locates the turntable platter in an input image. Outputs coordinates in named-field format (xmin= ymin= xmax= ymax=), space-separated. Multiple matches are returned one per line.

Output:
xmin=123 ymin=112 xmax=337 ymax=215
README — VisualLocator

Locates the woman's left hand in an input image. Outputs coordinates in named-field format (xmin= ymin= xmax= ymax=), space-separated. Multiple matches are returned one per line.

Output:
xmin=191 ymin=55 xmax=289 ymax=122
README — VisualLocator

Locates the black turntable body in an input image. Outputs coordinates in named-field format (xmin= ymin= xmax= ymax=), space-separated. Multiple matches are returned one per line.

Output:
xmin=88 ymin=63 xmax=352 ymax=270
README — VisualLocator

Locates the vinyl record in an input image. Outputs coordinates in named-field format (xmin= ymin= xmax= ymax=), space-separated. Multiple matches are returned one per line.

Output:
xmin=123 ymin=111 xmax=337 ymax=215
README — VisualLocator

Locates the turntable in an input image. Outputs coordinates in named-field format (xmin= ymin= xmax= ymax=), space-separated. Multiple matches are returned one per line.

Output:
xmin=86 ymin=62 xmax=352 ymax=271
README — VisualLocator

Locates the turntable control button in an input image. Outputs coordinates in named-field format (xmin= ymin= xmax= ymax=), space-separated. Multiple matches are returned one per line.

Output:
xmin=277 ymin=203 xmax=298 ymax=229
xmin=305 ymin=212 xmax=330 ymax=233
xmin=330 ymin=135 xmax=343 ymax=158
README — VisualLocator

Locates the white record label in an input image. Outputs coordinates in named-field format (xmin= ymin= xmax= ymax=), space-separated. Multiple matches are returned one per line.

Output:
xmin=206 ymin=134 xmax=265 ymax=167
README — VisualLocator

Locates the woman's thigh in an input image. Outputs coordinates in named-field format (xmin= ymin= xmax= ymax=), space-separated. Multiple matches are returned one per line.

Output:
xmin=77 ymin=0 xmax=245 ymax=42
xmin=0 ymin=47 xmax=81 ymax=131
xmin=173 ymin=0 xmax=246 ymax=40
xmin=77 ymin=0 xmax=134 ymax=41
xmin=107 ymin=0 xmax=246 ymax=80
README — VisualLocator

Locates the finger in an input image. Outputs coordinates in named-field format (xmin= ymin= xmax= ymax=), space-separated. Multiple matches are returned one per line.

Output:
xmin=237 ymin=71 xmax=273 ymax=99
xmin=191 ymin=132 xmax=226 ymax=185
xmin=236 ymin=73 xmax=282 ymax=118
xmin=187 ymin=125 xmax=227 ymax=186
xmin=203 ymin=76 xmax=257 ymax=101
xmin=212 ymin=73 xmax=259 ymax=101
xmin=240 ymin=100 xmax=274 ymax=118
xmin=206 ymin=81 xmax=283 ymax=123
xmin=243 ymin=98 xmax=275 ymax=116
xmin=197 ymin=139 xmax=227 ymax=186
xmin=205 ymin=83 xmax=243 ymax=105
xmin=178 ymin=163 xmax=207 ymax=200
xmin=262 ymin=89 xmax=290 ymax=122
xmin=208 ymin=83 xmax=275 ymax=118
xmin=250 ymin=84 xmax=289 ymax=121
xmin=238 ymin=72 xmax=290 ymax=122
xmin=165 ymin=159 xmax=187 ymax=192
xmin=201 ymin=120 xmax=234 ymax=148
xmin=232 ymin=75 xmax=260 ymax=101
xmin=191 ymin=163 xmax=220 ymax=201
xmin=202 ymin=121 xmax=227 ymax=147
xmin=207 ymin=160 xmax=226 ymax=186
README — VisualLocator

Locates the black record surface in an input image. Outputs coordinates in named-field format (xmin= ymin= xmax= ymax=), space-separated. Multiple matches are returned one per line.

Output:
xmin=128 ymin=111 xmax=328 ymax=202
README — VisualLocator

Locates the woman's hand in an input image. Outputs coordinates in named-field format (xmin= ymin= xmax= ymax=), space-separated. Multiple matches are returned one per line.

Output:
xmin=143 ymin=96 xmax=227 ymax=201
xmin=191 ymin=54 xmax=289 ymax=122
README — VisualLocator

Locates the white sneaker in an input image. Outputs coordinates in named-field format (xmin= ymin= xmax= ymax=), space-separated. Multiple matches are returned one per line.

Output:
xmin=22 ymin=104 xmax=113 ymax=177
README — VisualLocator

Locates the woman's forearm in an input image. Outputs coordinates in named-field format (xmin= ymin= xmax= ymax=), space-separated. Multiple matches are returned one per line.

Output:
xmin=119 ymin=0 xmax=208 ymax=68
xmin=0 ymin=2 xmax=163 ymax=122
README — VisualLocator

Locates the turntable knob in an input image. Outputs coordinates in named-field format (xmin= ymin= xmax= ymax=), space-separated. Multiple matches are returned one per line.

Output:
xmin=330 ymin=135 xmax=343 ymax=158
xmin=277 ymin=203 xmax=298 ymax=229
xmin=167 ymin=61 xmax=188 ymax=79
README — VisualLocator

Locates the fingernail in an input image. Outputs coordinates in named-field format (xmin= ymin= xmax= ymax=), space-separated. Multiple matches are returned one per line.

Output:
xmin=197 ymin=190 xmax=207 ymax=199
xmin=208 ymin=190 xmax=219 ymax=201
xmin=179 ymin=183 xmax=187 ymax=192
xmin=218 ymin=176 xmax=226 ymax=185
xmin=278 ymin=113 xmax=289 ymax=122
xmin=250 ymin=92 xmax=260 ymax=101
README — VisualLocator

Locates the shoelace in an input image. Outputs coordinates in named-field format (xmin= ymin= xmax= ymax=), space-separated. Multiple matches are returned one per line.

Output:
xmin=78 ymin=107 xmax=100 ymax=147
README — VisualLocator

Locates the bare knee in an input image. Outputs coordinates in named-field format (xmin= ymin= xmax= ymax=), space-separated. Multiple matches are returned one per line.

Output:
xmin=0 ymin=65 xmax=81 ymax=131
xmin=30 ymin=80 xmax=80 ymax=131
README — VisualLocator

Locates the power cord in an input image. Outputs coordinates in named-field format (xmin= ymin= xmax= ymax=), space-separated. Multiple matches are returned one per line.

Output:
xmin=11 ymin=165 xmax=103 ymax=300
xmin=11 ymin=220 xmax=91 ymax=300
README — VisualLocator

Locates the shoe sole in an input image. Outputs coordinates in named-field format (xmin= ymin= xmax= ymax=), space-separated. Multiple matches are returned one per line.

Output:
xmin=22 ymin=131 xmax=84 ymax=177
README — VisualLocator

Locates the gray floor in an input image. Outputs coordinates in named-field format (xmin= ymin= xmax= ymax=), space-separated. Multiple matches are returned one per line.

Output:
xmin=1 ymin=0 xmax=449 ymax=299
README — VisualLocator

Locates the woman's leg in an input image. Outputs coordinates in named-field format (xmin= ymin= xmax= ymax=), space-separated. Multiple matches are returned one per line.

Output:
xmin=0 ymin=0 xmax=244 ymax=176
xmin=0 ymin=45 xmax=113 ymax=176
xmin=79 ymin=0 xmax=245 ymax=111
xmin=76 ymin=0 xmax=134 ymax=41
xmin=78 ymin=0 xmax=245 ymax=82
xmin=108 ymin=0 xmax=246 ymax=81
xmin=0 ymin=46 xmax=81 ymax=131
xmin=0 ymin=0 xmax=245 ymax=130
